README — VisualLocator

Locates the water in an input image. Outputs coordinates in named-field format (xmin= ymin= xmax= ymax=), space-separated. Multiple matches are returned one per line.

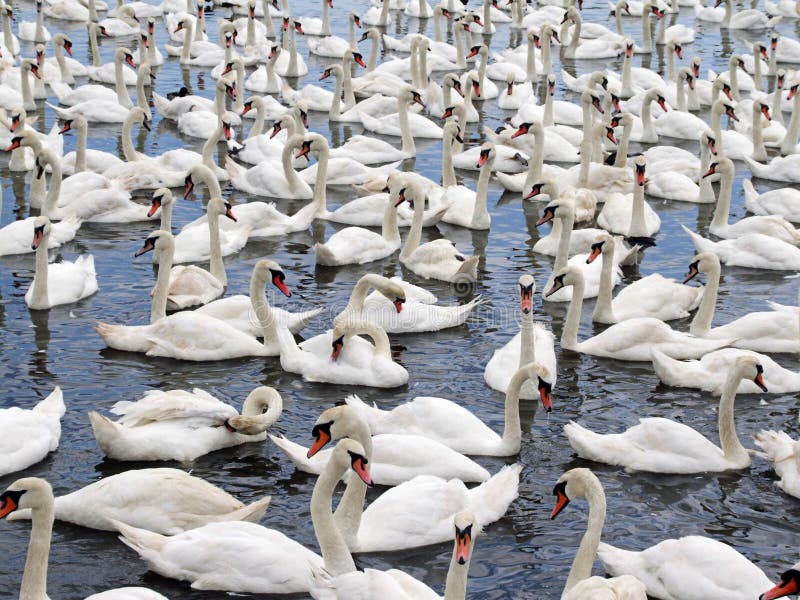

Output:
xmin=1 ymin=0 xmax=800 ymax=597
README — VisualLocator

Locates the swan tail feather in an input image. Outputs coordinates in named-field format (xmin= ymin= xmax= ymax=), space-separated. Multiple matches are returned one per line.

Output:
xmin=49 ymin=81 xmax=71 ymax=104
xmin=207 ymin=495 xmax=272 ymax=524
xmin=88 ymin=411 xmax=122 ymax=457
xmin=343 ymin=394 xmax=386 ymax=426
xmin=742 ymin=179 xmax=758 ymax=205
xmin=456 ymin=255 xmax=480 ymax=280
xmin=152 ymin=92 xmax=171 ymax=117
xmin=286 ymin=307 xmax=324 ymax=334
xmin=268 ymin=434 xmax=321 ymax=473
xmin=113 ymin=518 xmax=169 ymax=558
xmin=94 ymin=321 xmax=152 ymax=353
xmin=33 ymin=386 xmax=65 ymax=417
xmin=680 ymin=224 xmax=719 ymax=254
xmin=467 ymin=464 xmax=521 ymax=527
xmin=313 ymin=242 xmax=338 ymax=266
xmin=597 ymin=542 xmax=641 ymax=579
xmin=45 ymin=102 xmax=70 ymax=120
xmin=753 ymin=429 xmax=797 ymax=463
xmin=651 ymin=348 xmax=700 ymax=390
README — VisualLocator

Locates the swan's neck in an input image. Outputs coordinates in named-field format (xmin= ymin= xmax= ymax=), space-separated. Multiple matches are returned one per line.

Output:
xmin=160 ymin=200 xmax=173 ymax=233
xmin=20 ymin=498 xmax=54 ymax=600
xmin=401 ymin=194 xmax=425 ymax=259
xmin=333 ymin=421 xmax=373 ymax=548
xmin=554 ymin=211 xmax=574 ymax=272
xmin=723 ymin=0 xmax=732 ymax=25
xmin=543 ymin=84 xmax=554 ymax=126
xmin=667 ymin=46 xmax=676 ymax=82
xmin=563 ymin=477 xmax=606 ymax=594
xmin=728 ymin=60 xmax=740 ymax=100
xmin=711 ymin=105 xmax=725 ymax=154
xmin=640 ymin=12 xmax=652 ymax=53
xmin=656 ymin=14 xmax=668 ymax=48
xmin=2 ymin=10 xmax=13 ymax=52
xmin=697 ymin=137 xmax=714 ymax=201
xmin=443 ymin=536 xmax=472 ymax=600
xmin=581 ymin=97 xmax=593 ymax=137
xmin=74 ymin=121 xmax=87 ymax=173
xmin=32 ymin=231 xmax=51 ymax=307
xmin=578 ymin=137 xmax=590 ymax=187
xmin=482 ymin=0 xmax=491 ymax=30
xmin=687 ymin=77 xmax=699 ymax=110
xmin=201 ymin=124 xmax=223 ymax=169
xmin=772 ymin=83 xmax=784 ymax=126
xmin=234 ymin=63 xmax=245 ymax=112
xmin=593 ymin=245 xmax=616 ymax=322
xmin=434 ymin=9 xmax=443 ymax=42
xmin=181 ymin=21 xmax=193 ymax=62
xmin=148 ymin=29 xmax=157 ymax=62
xmin=780 ymin=89 xmax=800 ymax=156
xmin=472 ymin=155 xmax=491 ymax=226
xmin=615 ymin=7 xmax=624 ymax=36
xmin=195 ymin=8 xmax=205 ymax=40
xmin=642 ymin=95 xmax=655 ymax=138
xmin=398 ymin=95 xmax=415 ymax=157
xmin=20 ymin=68 xmax=33 ymax=108
xmin=442 ymin=127 xmax=456 ymax=187
xmin=287 ymin=26 xmax=298 ymax=74
xmin=622 ymin=51 xmax=633 ymax=97
xmin=367 ymin=34 xmax=378 ymax=72
xmin=520 ymin=309 xmax=534 ymax=366
xmin=321 ymin=0 xmax=331 ymax=35
xmin=523 ymin=126 xmax=545 ymax=191
xmin=710 ymin=167 xmax=734 ymax=230
xmin=251 ymin=271 xmax=278 ymax=341
xmin=55 ymin=43 xmax=70 ymax=82
xmin=121 ymin=114 xmax=138 ymax=161
xmin=151 ymin=244 xmax=172 ymax=322
xmin=568 ymin=18 xmax=581 ymax=52
xmin=541 ymin=33 xmax=553 ymax=74
xmin=35 ymin=6 xmax=44 ymax=42
xmin=262 ymin=0 xmax=275 ymax=37
xmin=311 ymin=144 xmax=329 ymax=214
xmin=342 ymin=276 xmax=381 ymax=315
xmin=690 ymin=259 xmax=720 ymax=336
xmin=240 ymin=395 xmax=282 ymax=429
xmin=115 ymin=55 xmax=132 ymax=109
xmin=249 ymin=102 xmax=266 ymax=138
xmin=89 ymin=0 xmax=99 ymax=21
xmin=90 ymin=27 xmax=102 ymax=67
xmin=614 ymin=122 xmax=632 ymax=168
xmin=208 ymin=209 xmax=226 ymax=286
xmin=752 ymin=104 xmax=767 ymax=161
xmin=752 ymin=50 xmax=763 ymax=90
xmin=43 ymin=157 xmax=62 ymax=217
xmin=310 ymin=458 xmax=357 ymax=576
xmin=561 ymin=274 xmax=584 ymax=350
xmin=676 ymin=76 xmax=686 ymax=112
xmin=246 ymin=12 xmax=255 ymax=45
xmin=381 ymin=189 xmax=400 ymax=244
xmin=136 ymin=70 xmax=148 ymax=109
xmin=454 ymin=23 xmax=465 ymax=68
xmin=629 ymin=177 xmax=647 ymax=237
xmin=718 ymin=364 xmax=748 ymax=463
xmin=348 ymin=15 xmax=355 ymax=46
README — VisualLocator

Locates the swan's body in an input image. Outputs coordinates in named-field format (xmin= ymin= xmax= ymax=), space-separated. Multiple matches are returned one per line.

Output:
xmin=753 ymin=430 xmax=800 ymax=499
xmin=0 ymin=388 xmax=64 ymax=477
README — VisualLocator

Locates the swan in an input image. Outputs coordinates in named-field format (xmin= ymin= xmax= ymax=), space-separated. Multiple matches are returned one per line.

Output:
xmin=745 ymin=154 xmax=800 ymax=183
xmin=652 ymin=346 xmax=800 ymax=395
xmin=311 ymin=511 xmax=479 ymax=600
xmin=533 ymin=198 xmax=628 ymax=302
xmin=276 ymin=318 xmax=409 ymax=387
xmin=114 ymin=439 xmax=373 ymax=593
xmin=226 ymin=134 xmax=313 ymax=199
xmin=176 ymin=84 xmax=241 ymax=139
xmin=334 ymin=273 xmax=481 ymax=333
xmin=132 ymin=18 xmax=165 ymax=66
xmin=181 ymin=160 xmax=317 ymax=240
xmin=779 ymin=79 xmax=800 ymax=156
xmin=98 ymin=5 xmax=139 ymax=36
xmin=562 ymin=7 xmax=625 ymax=59
xmin=495 ymin=120 xmax=571 ymax=193
xmin=765 ymin=0 xmax=800 ymax=16
xmin=346 ymin=363 xmax=551 ymax=457
xmin=289 ymin=409 xmax=522 ymax=552
xmin=0 ymin=190 xmax=81 ymax=256
xmin=398 ymin=181 xmax=480 ymax=283
xmin=314 ymin=174 xmax=402 ymax=266
xmin=743 ymin=179 xmax=800 ymax=223
xmin=228 ymin=108 xmax=304 ymax=166
xmin=589 ymin=234 xmax=703 ymax=323
xmin=545 ymin=265 xmax=734 ymax=360
xmin=682 ymin=224 xmax=800 ymax=270
xmin=550 ymin=469 xmax=647 ymax=599
xmin=89 ymin=386 xmax=282 ymax=462
xmin=86 ymin=46 xmax=137 ymax=86
xmin=364 ymin=0 xmax=392 ymax=25
xmin=485 ymin=275 xmax=558 ymax=398
xmin=152 ymin=77 xmax=225 ymax=120
xmin=440 ymin=141 xmax=493 ymax=229
xmin=597 ymin=536 xmax=773 ymax=599
xmin=708 ymin=0 xmax=781 ymax=28
xmin=360 ymin=87 xmax=443 ymax=139
xmin=308 ymin=12 xmax=361 ymax=57
xmin=0 ymin=60 xmax=41 ymax=111
xmin=754 ymin=431 xmax=800 ymax=500
xmin=44 ymin=34 xmax=87 ymax=83
xmin=275 ymin=18 xmax=308 ymax=77
xmin=95 ymin=247 xmax=292 ymax=360
xmin=7 ymin=468 xmax=271 ymax=534
xmin=26 ymin=216 xmax=98 ymax=309
xmin=58 ymin=114 xmax=123 ymax=175
xmin=297 ymin=137 xmax=400 ymax=186
xmin=625 ymin=88 xmax=669 ymax=142
xmin=596 ymin=157 xmax=661 ymax=240
xmin=0 ymin=3 xmax=19 ymax=54
xmin=0 ymin=478 xmax=168 ymax=600
xmin=245 ymin=44 xmax=282 ymax=93
xmin=271 ymin=404 xmax=491 ymax=483
xmin=169 ymin=18 xmax=225 ymax=66
xmin=566 ymin=354 xmax=765 ymax=472
xmin=17 ymin=0 xmax=51 ymax=42
xmin=683 ymin=252 xmax=800 ymax=352
xmin=0 ymin=387 xmax=64 ymax=477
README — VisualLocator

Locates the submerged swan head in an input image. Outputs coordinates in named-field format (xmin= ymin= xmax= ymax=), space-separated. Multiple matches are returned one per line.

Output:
xmin=226 ymin=386 xmax=283 ymax=434
xmin=307 ymin=404 xmax=372 ymax=458
xmin=0 ymin=478 xmax=53 ymax=519
xmin=550 ymin=467 xmax=602 ymax=520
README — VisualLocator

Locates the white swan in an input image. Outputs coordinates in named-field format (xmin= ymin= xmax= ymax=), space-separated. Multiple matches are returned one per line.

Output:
xmin=0 ymin=478 xmax=168 ymax=600
xmin=0 ymin=387 xmax=64 ymax=477
xmin=89 ymin=386 xmax=282 ymax=462
xmin=550 ymin=468 xmax=647 ymax=599
xmin=596 ymin=156 xmax=661 ymax=239
xmin=565 ymin=355 xmax=765 ymax=472
xmin=277 ymin=318 xmax=409 ymax=387
xmin=360 ymin=88 xmax=443 ymax=139
xmin=399 ymin=182 xmax=480 ymax=283
xmin=58 ymin=114 xmax=123 ymax=175
xmin=684 ymin=252 xmax=800 ymax=352
xmin=271 ymin=404 xmax=491 ymax=483
xmin=545 ymin=265 xmax=734 ymax=360
xmin=95 ymin=250 xmax=292 ymax=360
xmin=114 ymin=438 xmax=373 ymax=593
xmin=485 ymin=275 xmax=558 ymax=398
xmin=347 ymin=362 xmax=552 ymax=457
xmin=0 ymin=191 xmax=81 ymax=256
xmin=743 ymin=179 xmax=800 ymax=223
xmin=682 ymin=224 xmax=800 ymax=270
xmin=7 ymin=468 xmax=271 ymax=534
xmin=168 ymin=196 xmax=249 ymax=264
xmin=25 ymin=216 xmax=98 ymax=309
xmin=226 ymin=133 xmax=313 ymax=199
xmin=753 ymin=431 xmax=800 ymax=500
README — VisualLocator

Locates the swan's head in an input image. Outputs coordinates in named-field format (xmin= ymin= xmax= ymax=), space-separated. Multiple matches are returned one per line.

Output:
xmin=545 ymin=266 xmax=580 ymax=298
xmin=788 ymin=80 xmax=799 ymax=100
xmin=734 ymin=356 xmax=768 ymax=392
xmin=116 ymin=47 xmax=136 ymax=70
xmin=207 ymin=197 xmax=237 ymax=225
xmin=184 ymin=164 xmax=213 ymax=198
xmin=583 ymin=89 xmax=603 ymax=115
xmin=517 ymin=362 xmax=553 ymax=412
xmin=349 ymin=49 xmax=367 ymax=68
xmin=134 ymin=230 xmax=173 ymax=258
xmin=683 ymin=251 xmax=719 ymax=284
xmin=5 ymin=128 xmax=37 ymax=152
xmin=551 ymin=467 xmax=601 ymax=519
xmin=586 ymin=233 xmax=615 ymax=264
xmin=129 ymin=106 xmax=151 ymax=130
xmin=755 ymin=98 xmax=772 ymax=121
xmin=633 ymin=154 xmax=647 ymax=185
xmin=701 ymin=129 xmax=717 ymax=155
xmin=31 ymin=216 xmax=51 ymax=250
xmin=678 ymin=66 xmax=694 ymax=89
xmin=0 ymin=478 xmax=53 ymax=519
xmin=691 ymin=56 xmax=701 ymax=78
xmin=270 ymin=114 xmax=294 ymax=139
xmin=760 ymin=565 xmax=800 ymax=600
xmin=330 ymin=327 xmax=346 ymax=362
xmin=359 ymin=27 xmax=379 ymax=42
xmin=533 ymin=193 xmax=566 ymax=221
xmin=293 ymin=101 xmax=309 ymax=128
xmin=668 ymin=39 xmax=682 ymax=60
xmin=147 ymin=17 xmax=156 ymax=34
xmin=241 ymin=96 xmax=261 ymax=117
xmin=148 ymin=188 xmax=173 ymax=218
xmin=226 ymin=387 xmax=283 ymax=434
xmin=253 ymin=259 xmax=292 ymax=298
xmin=444 ymin=73 xmax=464 ymax=98
xmin=117 ymin=5 xmax=138 ymax=21
xmin=8 ymin=105 xmax=26 ymax=133
xmin=319 ymin=63 xmax=342 ymax=81
xmin=219 ymin=113 xmax=236 ymax=141
xmin=217 ymin=77 xmax=237 ymax=102
xmin=776 ymin=69 xmax=786 ymax=90
xmin=334 ymin=438 xmax=374 ymax=486
xmin=56 ymin=34 xmax=74 ymax=56
xmin=649 ymin=88 xmax=668 ymax=112
xmin=296 ymin=133 xmax=327 ymax=161
xmin=307 ymin=404 xmax=369 ymax=457
xmin=702 ymin=155 xmax=733 ymax=180
xmin=21 ymin=59 xmax=41 ymax=80
xmin=731 ymin=53 xmax=748 ymax=74
xmin=476 ymin=144 xmax=495 ymax=169
xmin=518 ymin=274 xmax=535 ymax=315
xmin=453 ymin=512 xmax=478 ymax=566
xmin=756 ymin=42 xmax=768 ymax=62
xmin=442 ymin=120 xmax=464 ymax=145
xmin=375 ymin=276 xmax=406 ymax=313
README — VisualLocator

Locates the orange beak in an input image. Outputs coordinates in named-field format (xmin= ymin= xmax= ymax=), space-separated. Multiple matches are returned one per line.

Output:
xmin=272 ymin=272 xmax=291 ymax=297
xmin=31 ymin=228 xmax=44 ymax=250
xmin=0 ymin=495 xmax=19 ymax=519
xmin=586 ymin=244 xmax=602 ymax=264
xmin=539 ymin=380 xmax=553 ymax=412
xmin=520 ymin=290 xmax=532 ymax=314
xmin=393 ymin=298 xmax=404 ymax=313
xmin=147 ymin=198 xmax=161 ymax=218
xmin=455 ymin=530 xmax=471 ymax=565
xmin=331 ymin=335 xmax=344 ymax=361
xmin=551 ymin=489 xmax=569 ymax=519
xmin=225 ymin=206 xmax=237 ymax=222
xmin=354 ymin=54 xmax=366 ymax=68
xmin=126 ymin=55 xmax=136 ymax=69
xmin=761 ymin=579 xmax=799 ymax=600
xmin=307 ymin=429 xmax=331 ymax=458
xmin=351 ymin=456 xmax=373 ymax=485
xmin=6 ymin=138 xmax=21 ymax=151
xmin=754 ymin=372 xmax=768 ymax=392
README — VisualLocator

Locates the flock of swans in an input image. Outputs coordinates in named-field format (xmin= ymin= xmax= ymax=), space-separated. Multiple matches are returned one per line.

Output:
xmin=0 ymin=0 xmax=799 ymax=597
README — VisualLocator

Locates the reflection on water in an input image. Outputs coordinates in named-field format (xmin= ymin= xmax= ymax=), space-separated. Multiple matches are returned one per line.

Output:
xmin=0 ymin=0 xmax=799 ymax=598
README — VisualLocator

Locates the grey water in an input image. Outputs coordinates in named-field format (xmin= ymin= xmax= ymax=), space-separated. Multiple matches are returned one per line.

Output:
xmin=1 ymin=0 xmax=800 ymax=597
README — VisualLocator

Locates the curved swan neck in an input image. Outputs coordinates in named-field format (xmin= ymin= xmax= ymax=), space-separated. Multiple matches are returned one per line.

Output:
xmin=442 ymin=124 xmax=456 ymax=187
xmin=563 ymin=475 xmax=606 ymax=595
xmin=367 ymin=33 xmax=378 ymax=72
xmin=115 ymin=53 xmax=132 ymax=109
xmin=690 ymin=260 xmax=720 ymax=336
xmin=710 ymin=165 xmax=733 ymax=230
xmin=181 ymin=20 xmax=194 ymax=62
xmin=381 ymin=189 xmax=400 ymax=244
xmin=614 ymin=120 xmax=632 ymax=168
xmin=159 ymin=199 xmax=173 ymax=233
xmin=561 ymin=274 xmax=584 ymax=350
xmin=344 ymin=275 xmax=385 ymax=314
xmin=121 ymin=114 xmax=139 ymax=161
xmin=394 ymin=93 xmax=414 ymax=155
xmin=43 ymin=154 xmax=62 ymax=217
xmin=501 ymin=367 xmax=528 ymax=451
xmin=472 ymin=152 xmax=492 ymax=226
xmin=20 ymin=492 xmax=54 ymax=600
xmin=592 ymin=242 xmax=616 ymax=322
xmin=311 ymin=454 xmax=357 ymax=576
xmin=400 ymin=193 xmax=424 ymax=259
xmin=201 ymin=122 xmax=224 ymax=168
xmin=20 ymin=66 xmax=33 ymax=109
xmin=251 ymin=269 xmax=278 ymax=341
xmin=718 ymin=363 xmax=748 ymax=462
xmin=250 ymin=101 xmax=266 ymax=137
